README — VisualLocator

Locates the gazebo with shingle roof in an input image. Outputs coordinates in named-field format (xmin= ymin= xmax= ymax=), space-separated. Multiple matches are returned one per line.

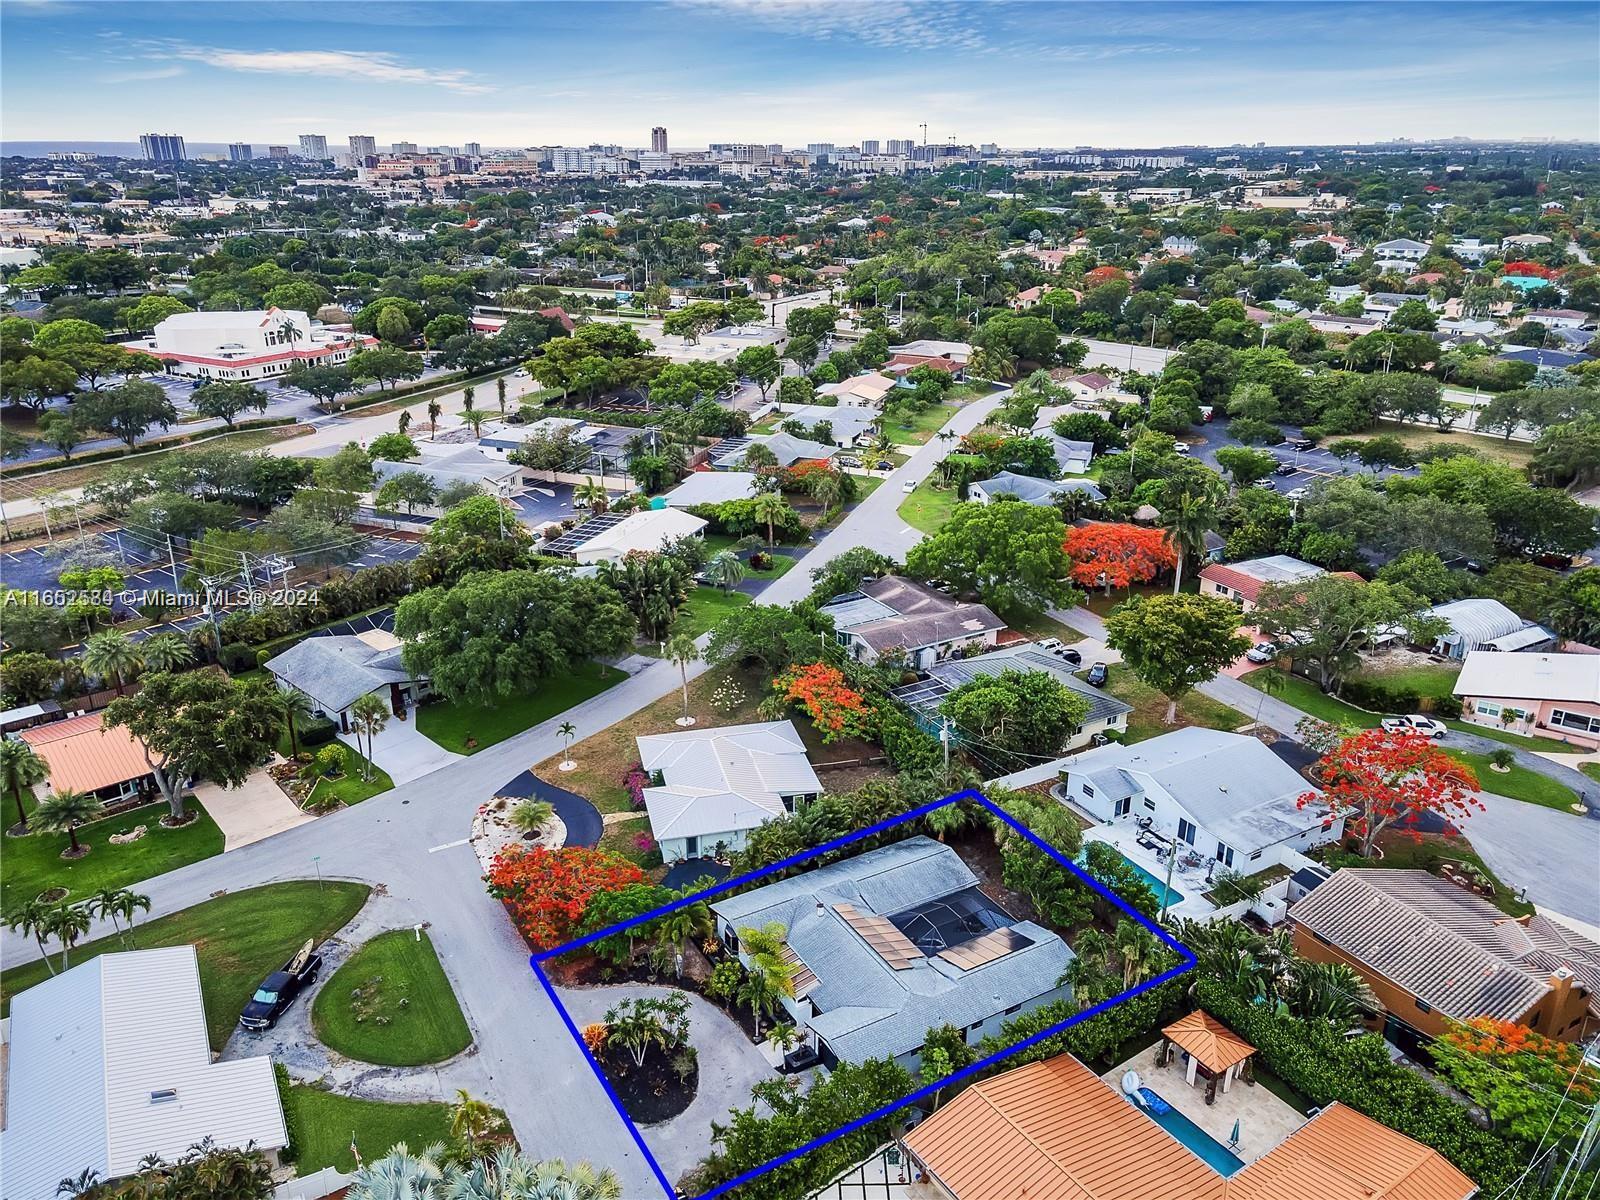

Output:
xmin=1158 ymin=1010 xmax=1256 ymax=1103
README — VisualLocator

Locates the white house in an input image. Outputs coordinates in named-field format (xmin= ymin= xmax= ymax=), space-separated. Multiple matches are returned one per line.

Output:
xmin=821 ymin=576 xmax=1007 ymax=669
xmin=1372 ymin=238 xmax=1430 ymax=263
xmin=265 ymin=629 xmax=430 ymax=731
xmin=136 ymin=306 xmax=377 ymax=381
xmin=775 ymin=402 xmax=880 ymax=447
xmin=373 ymin=446 xmax=524 ymax=499
xmin=1062 ymin=728 xmax=1342 ymax=877
xmin=558 ymin=506 xmax=707 ymax=564
xmin=969 ymin=472 xmax=1104 ymax=507
xmin=638 ymin=719 xmax=822 ymax=862
xmin=0 ymin=946 xmax=288 ymax=1200
xmin=1527 ymin=309 xmax=1592 ymax=330
xmin=660 ymin=470 xmax=760 ymax=507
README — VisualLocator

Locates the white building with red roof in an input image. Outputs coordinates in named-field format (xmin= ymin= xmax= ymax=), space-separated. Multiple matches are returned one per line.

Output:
xmin=138 ymin=306 xmax=377 ymax=382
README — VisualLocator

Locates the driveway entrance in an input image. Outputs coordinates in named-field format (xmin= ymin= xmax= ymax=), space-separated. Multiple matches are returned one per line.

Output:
xmin=341 ymin=715 xmax=465 ymax=785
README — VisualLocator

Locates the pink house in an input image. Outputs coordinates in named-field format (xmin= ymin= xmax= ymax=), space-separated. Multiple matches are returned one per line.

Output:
xmin=1453 ymin=651 xmax=1600 ymax=748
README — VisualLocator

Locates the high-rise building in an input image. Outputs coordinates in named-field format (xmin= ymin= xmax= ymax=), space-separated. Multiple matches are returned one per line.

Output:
xmin=464 ymin=142 xmax=482 ymax=157
xmin=806 ymin=143 xmax=835 ymax=156
xmin=886 ymin=138 xmax=914 ymax=155
xmin=228 ymin=142 xmax=253 ymax=162
xmin=861 ymin=140 xmax=881 ymax=155
xmin=138 ymin=133 xmax=186 ymax=162
xmin=298 ymin=134 xmax=328 ymax=159
xmin=348 ymin=134 xmax=377 ymax=161
xmin=651 ymin=126 xmax=668 ymax=153
xmin=267 ymin=145 xmax=291 ymax=159
xmin=391 ymin=141 xmax=418 ymax=155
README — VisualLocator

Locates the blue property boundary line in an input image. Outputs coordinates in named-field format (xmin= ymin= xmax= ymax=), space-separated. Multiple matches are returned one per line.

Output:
xmin=527 ymin=787 xmax=1196 ymax=1200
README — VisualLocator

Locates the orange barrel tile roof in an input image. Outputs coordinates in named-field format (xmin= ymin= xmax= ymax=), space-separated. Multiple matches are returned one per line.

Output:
xmin=1161 ymin=1010 xmax=1257 ymax=1075
xmin=17 ymin=713 xmax=152 ymax=794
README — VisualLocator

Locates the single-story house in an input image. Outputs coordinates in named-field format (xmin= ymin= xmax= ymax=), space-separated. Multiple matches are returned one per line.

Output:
xmin=821 ymin=576 xmax=1007 ymax=669
xmin=1304 ymin=312 xmax=1382 ymax=336
xmin=1498 ymin=346 xmax=1592 ymax=370
xmin=1060 ymin=727 xmax=1343 ymax=873
xmin=637 ymin=719 xmax=822 ymax=862
xmin=714 ymin=431 xmax=836 ymax=469
xmin=775 ymin=402 xmax=880 ymax=447
xmin=1041 ymin=433 xmax=1095 ymax=475
xmin=969 ymin=472 xmax=1104 ymax=506
xmin=1291 ymin=868 xmax=1599 ymax=1046
xmin=1525 ymin=308 xmax=1590 ymax=330
xmin=553 ymin=506 xmax=708 ymax=565
xmin=660 ymin=470 xmax=760 ymax=507
xmin=709 ymin=836 xmax=1073 ymax=1069
xmin=885 ymin=353 xmax=964 ymax=380
xmin=819 ymin=372 xmax=897 ymax=405
xmin=901 ymin=1051 xmax=1476 ymax=1200
xmin=1423 ymin=598 xmax=1555 ymax=659
xmin=17 ymin=712 xmax=156 ymax=805
xmin=890 ymin=642 xmax=1131 ymax=749
xmin=265 ymin=629 xmax=429 ymax=731
xmin=0 ymin=700 xmax=63 ymax=735
xmin=0 ymin=946 xmax=289 ymax=1200
xmin=1060 ymin=371 xmax=1115 ymax=401
xmin=1198 ymin=554 xmax=1337 ymax=613
xmin=372 ymin=446 xmax=524 ymax=499
xmin=893 ymin=339 xmax=971 ymax=365
xmin=1453 ymin=650 xmax=1600 ymax=748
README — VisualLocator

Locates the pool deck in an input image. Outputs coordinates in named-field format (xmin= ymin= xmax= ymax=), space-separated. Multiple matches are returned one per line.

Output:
xmin=1082 ymin=825 xmax=1215 ymax=918
xmin=1105 ymin=1044 xmax=1307 ymax=1166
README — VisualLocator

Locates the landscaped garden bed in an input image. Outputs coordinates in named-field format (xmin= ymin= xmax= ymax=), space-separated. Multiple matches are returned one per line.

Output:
xmin=310 ymin=929 xmax=473 ymax=1067
xmin=583 ymin=994 xmax=699 ymax=1124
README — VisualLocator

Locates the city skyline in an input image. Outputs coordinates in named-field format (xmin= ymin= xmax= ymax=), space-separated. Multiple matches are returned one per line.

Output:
xmin=2 ymin=1 xmax=1596 ymax=148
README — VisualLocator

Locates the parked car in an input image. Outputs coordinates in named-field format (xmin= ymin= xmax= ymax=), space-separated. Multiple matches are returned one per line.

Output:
xmin=874 ymin=459 xmax=894 ymax=470
xmin=836 ymin=455 xmax=862 ymax=468
xmin=902 ymin=480 xmax=916 ymax=493
xmin=1085 ymin=662 xmax=1109 ymax=686
xmin=1253 ymin=479 xmax=1277 ymax=491
xmin=1273 ymin=462 xmax=1297 ymax=476
xmin=239 ymin=941 xmax=323 ymax=1032
xmin=1286 ymin=437 xmax=1316 ymax=451
xmin=1057 ymin=646 xmax=1083 ymax=666
xmin=1381 ymin=714 xmax=1448 ymax=739
xmin=1245 ymin=642 xmax=1278 ymax=664
xmin=1036 ymin=637 xmax=1063 ymax=651
xmin=1286 ymin=486 xmax=1310 ymax=501
xmin=1171 ymin=442 xmax=1190 ymax=456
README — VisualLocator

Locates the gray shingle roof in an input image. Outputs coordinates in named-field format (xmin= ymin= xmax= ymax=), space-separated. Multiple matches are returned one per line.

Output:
xmin=890 ymin=644 xmax=1132 ymax=730
xmin=974 ymin=472 xmax=1104 ymax=505
xmin=712 ymin=837 xmax=1073 ymax=1063
xmin=822 ymin=576 xmax=1007 ymax=654
xmin=265 ymin=635 xmax=416 ymax=713
xmin=1290 ymin=869 xmax=1600 ymax=1022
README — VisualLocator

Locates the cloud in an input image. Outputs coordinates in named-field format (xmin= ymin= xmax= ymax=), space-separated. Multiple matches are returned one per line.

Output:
xmin=151 ymin=42 xmax=492 ymax=94
xmin=100 ymin=65 xmax=187 ymax=83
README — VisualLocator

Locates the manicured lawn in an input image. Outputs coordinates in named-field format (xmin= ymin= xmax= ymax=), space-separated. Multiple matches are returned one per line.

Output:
xmin=1362 ymin=419 xmax=1536 ymax=468
xmin=1445 ymin=750 xmax=1581 ymax=811
xmin=1 ymin=881 xmax=370 ymax=1050
xmin=883 ymin=402 xmax=961 ymax=445
xmin=311 ymin=930 xmax=472 ymax=1066
xmin=898 ymin=481 xmax=959 ymax=534
xmin=1582 ymin=763 xmax=1600 ymax=785
xmin=280 ymin=1081 xmax=455 ymax=1174
xmin=2 ymin=796 xmax=224 ymax=911
xmin=1006 ymin=611 xmax=1086 ymax=644
xmin=1241 ymin=669 xmax=1378 ymax=729
xmin=415 ymin=661 xmax=625 ymax=754
xmin=1442 ymin=719 xmax=1587 ymax=753
xmin=660 ymin=585 xmax=752 ymax=643
xmin=1101 ymin=672 xmax=1248 ymax=744
xmin=308 ymin=742 xmax=395 ymax=807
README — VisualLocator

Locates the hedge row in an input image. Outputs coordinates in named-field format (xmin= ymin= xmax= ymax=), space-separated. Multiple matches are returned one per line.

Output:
xmin=1340 ymin=676 xmax=1463 ymax=718
xmin=517 ymin=404 xmax=658 ymax=428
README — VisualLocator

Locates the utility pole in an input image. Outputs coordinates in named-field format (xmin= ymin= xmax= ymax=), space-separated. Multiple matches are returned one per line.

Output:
xmin=940 ymin=716 xmax=951 ymax=781
xmin=1158 ymin=841 xmax=1179 ymax=925
xmin=166 ymin=536 xmax=181 ymax=599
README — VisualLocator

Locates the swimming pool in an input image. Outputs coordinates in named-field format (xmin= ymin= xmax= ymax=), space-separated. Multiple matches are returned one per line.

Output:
xmin=1136 ymin=1088 xmax=1246 ymax=1177
xmin=1082 ymin=848 xmax=1184 ymax=909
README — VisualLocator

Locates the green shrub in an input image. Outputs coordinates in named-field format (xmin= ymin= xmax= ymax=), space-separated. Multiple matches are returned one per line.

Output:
xmin=219 ymin=642 xmax=257 ymax=672
xmin=1432 ymin=694 xmax=1463 ymax=718
xmin=298 ymin=716 xmax=338 ymax=747
xmin=706 ymin=960 xmax=742 ymax=1001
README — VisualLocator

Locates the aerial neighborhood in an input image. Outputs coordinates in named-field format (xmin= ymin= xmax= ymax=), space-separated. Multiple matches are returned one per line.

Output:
xmin=1 ymin=7 xmax=1599 ymax=1199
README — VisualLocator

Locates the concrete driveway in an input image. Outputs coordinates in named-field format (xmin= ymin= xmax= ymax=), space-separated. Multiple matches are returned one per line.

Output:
xmin=342 ymin=717 xmax=465 ymax=786
xmin=1456 ymin=792 xmax=1600 ymax=926
xmin=193 ymin=765 xmax=316 ymax=852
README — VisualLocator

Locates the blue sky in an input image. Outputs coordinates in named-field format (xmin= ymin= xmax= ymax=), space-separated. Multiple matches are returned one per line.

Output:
xmin=3 ymin=1 xmax=1596 ymax=148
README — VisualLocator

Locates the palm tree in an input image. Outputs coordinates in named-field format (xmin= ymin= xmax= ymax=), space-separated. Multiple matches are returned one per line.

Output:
xmin=460 ymin=409 xmax=489 ymax=442
xmin=139 ymin=631 xmax=193 ymax=673
xmin=557 ymin=721 xmax=577 ymax=770
xmin=574 ymin=478 xmax=609 ymax=514
xmin=704 ymin=550 xmax=746 ymax=594
xmin=1155 ymin=474 xmax=1224 ymax=595
xmin=925 ymin=800 xmax=971 ymax=841
xmin=448 ymin=1147 xmax=621 ymax=1200
xmin=735 ymin=921 xmax=796 ymax=1035
xmin=345 ymin=1141 xmax=446 ymax=1200
xmin=743 ymin=441 xmax=779 ymax=473
xmin=277 ymin=318 xmax=304 ymax=357
xmin=1 ymin=737 xmax=49 ymax=834
xmin=1114 ymin=918 xmax=1162 ymax=988
xmin=398 ymin=409 xmax=412 ymax=436
xmin=462 ymin=384 xmax=476 ymax=412
xmin=43 ymin=900 xmax=92 ymax=971
xmin=510 ymin=799 xmax=554 ymax=836
xmin=663 ymin=632 xmax=700 ymax=726
xmin=348 ymin=693 xmax=390 ymax=782
xmin=495 ymin=376 xmax=508 ymax=416
xmin=82 ymin=630 xmax=142 ymax=696
xmin=1253 ymin=663 xmax=1287 ymax=727
xmin=655 ymin=889 xmax=714 ymax=977
xmin=112 ymin=888 xmax=151 ymax=941
xmin=33 ymin=789 xmax=103 ymax=858
xmin=809 ymin=468 xmax=845 ymax=515
xmin=449 ymin=1089 xmax=499 ymax=1157
xmin=751 ymin=490 xmax=790 ymax=549
xmin=6 ymin=898 xmax=59 ymax=975
xmin=278 ymin=688 xmax=315 ymax=758
xmin=426 ymin=399 xmax=442 ymax=439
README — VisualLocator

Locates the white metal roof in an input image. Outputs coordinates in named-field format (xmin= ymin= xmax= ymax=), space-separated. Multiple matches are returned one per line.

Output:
xmin=572 ymin=507 xmax=707 ymax=561
xmin=661 ymin=471 xmax=760 ymax=507
xmin=1426 ymin=598 xmax=1525 ymax=650
xmin=1455 ymin=651 xmax=1600 ymax=705
xmin=638 ymin=720 xmax=821 ymax=842
xmin=0 ymin=946 xmax=286 ymax=1200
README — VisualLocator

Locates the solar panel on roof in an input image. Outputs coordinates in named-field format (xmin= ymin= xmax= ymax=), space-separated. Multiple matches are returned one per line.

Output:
xmin=779 ymin=943 xmax=818 ymax=998
xmin=543 ymin=510 xmax=629 ymax=556
xmin=833 ymin=903 xmax=923 ymax=970
xmin=938 ymin=927 xmax=1030 ymax=970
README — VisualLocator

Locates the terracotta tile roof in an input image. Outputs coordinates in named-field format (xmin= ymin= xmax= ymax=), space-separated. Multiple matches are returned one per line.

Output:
xmin=1162 ymin=1010 xmax=1256 ymax=1074
xmin=1228 ymin=1103 xmax=1477 ymax=1200
xmin=904 ymin=1053 xmax=1476 ymax=1200
xmin=18 ymin=712 xmax=152 ymax=794
xmin=1199 ymin=563 xmax=1273 ymax=603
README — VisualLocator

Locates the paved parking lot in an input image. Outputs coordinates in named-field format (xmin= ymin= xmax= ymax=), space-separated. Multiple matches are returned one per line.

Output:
xmin=1189 ymin=418 xmax=1420 ymax=499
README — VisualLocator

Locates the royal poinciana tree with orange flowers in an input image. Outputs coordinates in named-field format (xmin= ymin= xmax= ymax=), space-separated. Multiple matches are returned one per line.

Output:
xmin=485 ymin=845 xmax=645 ymax=950
xmin=772 ymin=661 xmax=874 ymax=744
xmin=1433 ymin=1017 xmax=1600 ymax=1142
xmin=1063 ymin=522 xmax=1177 ymax=594
xmin=1298 ymin=727 xmax=1482 ymax=858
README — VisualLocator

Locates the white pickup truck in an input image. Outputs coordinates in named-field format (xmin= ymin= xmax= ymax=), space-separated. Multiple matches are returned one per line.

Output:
xmin=1381 ymin=714 xmax=1447 ymax=739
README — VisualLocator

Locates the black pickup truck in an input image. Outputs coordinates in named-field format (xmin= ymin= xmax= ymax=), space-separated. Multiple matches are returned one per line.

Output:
xmin=238 ymin=940 xmax=323 ymax=1032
